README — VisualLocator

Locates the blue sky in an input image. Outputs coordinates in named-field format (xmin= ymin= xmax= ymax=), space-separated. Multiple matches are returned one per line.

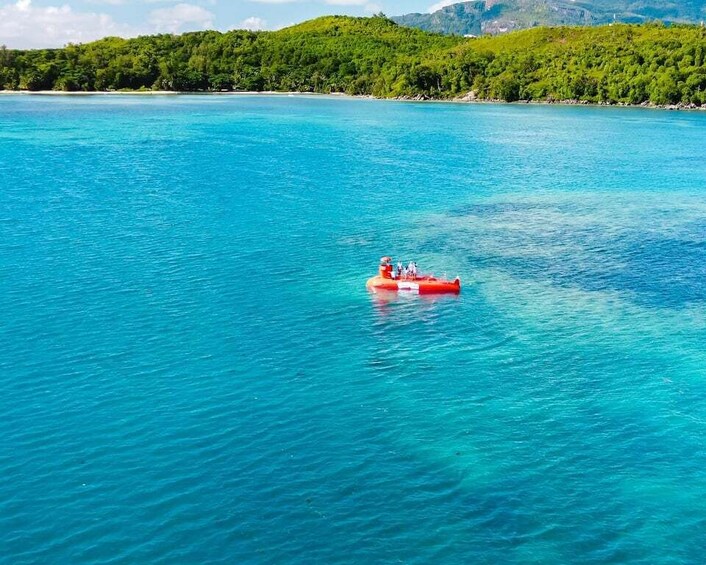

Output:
xmin=0 ymin=0 xmax=454 ymax=49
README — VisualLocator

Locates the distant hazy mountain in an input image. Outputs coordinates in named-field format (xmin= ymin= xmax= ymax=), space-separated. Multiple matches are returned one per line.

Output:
xmin=391 ymin=1 xmax=706 ymax=36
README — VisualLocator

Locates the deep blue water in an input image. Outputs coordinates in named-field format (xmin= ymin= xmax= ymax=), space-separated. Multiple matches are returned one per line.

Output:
xmin=2 ymin=95 xmax=706 ymax=564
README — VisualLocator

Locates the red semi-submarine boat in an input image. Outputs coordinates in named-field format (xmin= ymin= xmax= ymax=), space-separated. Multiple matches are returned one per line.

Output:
xmin=367 ymin=257 xmax=461 ymax=295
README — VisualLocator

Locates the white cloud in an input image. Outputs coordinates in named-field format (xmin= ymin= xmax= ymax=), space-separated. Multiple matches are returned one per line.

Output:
xmin=148 ymin=3 xmax=214 ymax=33
xmin=0 ymin=0 xmax=136 ymax=48
xmin=239 ymin=16 xmax=266 ymax=30
xmin=427 ymin=0 xmax=456 ymax=12
xmin=0 ymin=0 xmax=393 ymax=49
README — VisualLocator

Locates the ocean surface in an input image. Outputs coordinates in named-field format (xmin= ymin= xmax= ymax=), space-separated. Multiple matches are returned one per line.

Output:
xmin=2 ymin=94 xmax=706 ymax=564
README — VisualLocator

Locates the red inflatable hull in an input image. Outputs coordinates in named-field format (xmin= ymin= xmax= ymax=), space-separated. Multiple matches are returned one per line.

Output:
xmin=366 ymin=275 xmax=461 ymax=295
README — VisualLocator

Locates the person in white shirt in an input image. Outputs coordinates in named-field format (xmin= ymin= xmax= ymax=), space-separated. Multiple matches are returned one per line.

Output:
xmin=408 ymin=261 xmax=417 ymax=279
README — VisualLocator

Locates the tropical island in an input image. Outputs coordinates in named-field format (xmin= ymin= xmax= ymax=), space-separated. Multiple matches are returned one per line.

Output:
xmin=1 ymin=15 xmax=705 ymax=107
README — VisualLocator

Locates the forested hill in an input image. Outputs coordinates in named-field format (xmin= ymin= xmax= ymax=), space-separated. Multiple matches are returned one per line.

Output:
xmin=392 ymin=1 xmax=706 ymax=36
xmin=1 ymin=16 xmax=706 ymax=107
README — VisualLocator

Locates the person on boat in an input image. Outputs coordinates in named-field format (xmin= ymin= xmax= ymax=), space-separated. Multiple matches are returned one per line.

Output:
xmin=408 ymin=261 xmax=417 ymax=279
xmin=379 ymin=257 xmax=393 ymax=279
xmin=397 ymin=262 xmax=403 ymax=278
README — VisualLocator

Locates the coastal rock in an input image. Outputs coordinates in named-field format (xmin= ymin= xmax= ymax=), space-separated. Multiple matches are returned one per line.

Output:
xmin=459 ymin=91 xmax=478 ymax=102
xmin=395 ymin=94 xmax=431 ymax=101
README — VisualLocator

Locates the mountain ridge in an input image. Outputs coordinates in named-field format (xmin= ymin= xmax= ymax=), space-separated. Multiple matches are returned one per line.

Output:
xmin=391 ymin=1 xmax=706 ymax=36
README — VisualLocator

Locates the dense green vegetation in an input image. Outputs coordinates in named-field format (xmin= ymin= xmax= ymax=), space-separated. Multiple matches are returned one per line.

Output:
xmin=2 ymin=16 xmax=706 ymax=106
xmin=392 ymin=0 xmax=706 ymax=36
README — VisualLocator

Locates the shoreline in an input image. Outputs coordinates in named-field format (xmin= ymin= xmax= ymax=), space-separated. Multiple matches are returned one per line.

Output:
xmin=0 ymin=90 xmax=369 ymax=98
xmin=1 ymin=89 xmax=703 ymax=112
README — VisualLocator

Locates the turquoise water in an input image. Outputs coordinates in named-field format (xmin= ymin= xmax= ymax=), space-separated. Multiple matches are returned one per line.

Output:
xmin=2 ymin=95 xmax=706 ymax=564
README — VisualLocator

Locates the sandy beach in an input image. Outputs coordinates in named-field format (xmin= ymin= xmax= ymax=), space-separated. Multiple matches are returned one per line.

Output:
xmin=1 ymin=89 xmax=703 ymax=111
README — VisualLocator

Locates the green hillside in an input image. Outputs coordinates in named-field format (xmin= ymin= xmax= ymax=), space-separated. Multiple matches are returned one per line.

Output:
xmin=1 ymin=16 xmax=706 ymax=106
xmin=392 ymin=1 xmax=706 ymax=36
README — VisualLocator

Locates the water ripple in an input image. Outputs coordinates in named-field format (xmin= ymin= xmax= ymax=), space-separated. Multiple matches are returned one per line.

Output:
xmin=3 ymin=96 xmax=706 ymax=564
